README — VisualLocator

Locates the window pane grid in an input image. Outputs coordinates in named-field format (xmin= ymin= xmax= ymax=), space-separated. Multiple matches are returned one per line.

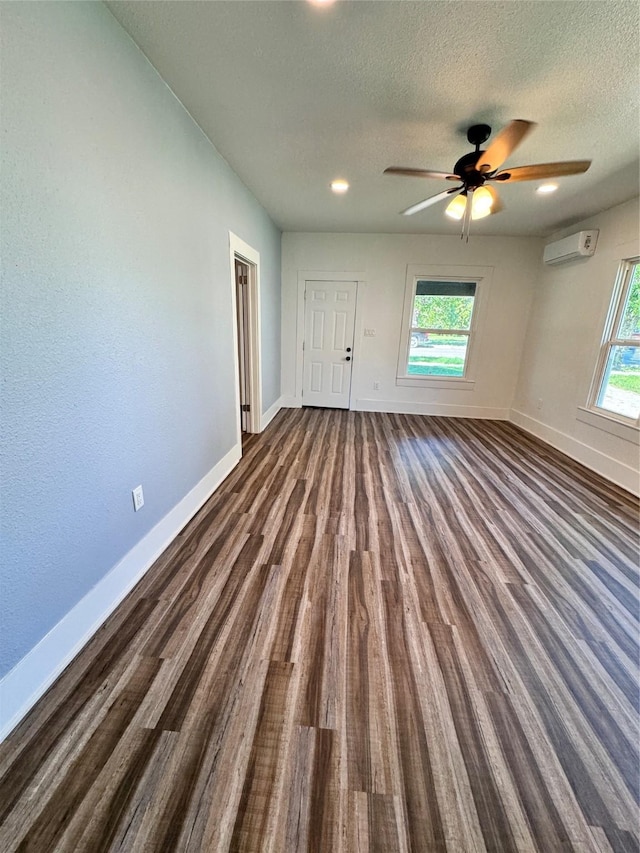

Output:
xmin=609 ymin=338 xmax=640 ymax=347
xmin=410 ymin=327 xmax=470 ymax=336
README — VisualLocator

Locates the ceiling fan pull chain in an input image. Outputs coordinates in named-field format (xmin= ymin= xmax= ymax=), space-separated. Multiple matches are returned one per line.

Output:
xmin=462 ymin=189 xmax=473 ymax=241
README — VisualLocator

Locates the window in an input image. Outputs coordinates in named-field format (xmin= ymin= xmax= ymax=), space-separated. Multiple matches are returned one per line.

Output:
xmin=399 ymin=279 xmax=478 ymax=380
xmin=590 ymin=258 xmax=640 ymax=424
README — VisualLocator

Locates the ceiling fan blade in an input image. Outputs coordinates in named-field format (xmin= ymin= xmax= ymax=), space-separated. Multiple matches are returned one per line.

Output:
xmin=485 ymin=185 xmax=504 ymax=214
xmin=475 ymin=120 xmax=536 ymax=174
xmin=490 ymin=160 xmax=592 ymax=183
xmin=385 ymin=167 xmax=459 ymax=180
xmin=401 ymin=187 xmax=462 ymax=216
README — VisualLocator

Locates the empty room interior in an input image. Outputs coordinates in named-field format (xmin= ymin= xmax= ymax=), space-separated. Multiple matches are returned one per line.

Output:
xmin=1 ymin=1 xmax=639 ymax=851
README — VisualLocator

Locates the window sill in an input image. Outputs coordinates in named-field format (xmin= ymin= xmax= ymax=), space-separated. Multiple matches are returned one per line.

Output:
xmin=396 ymin=376 xmax=475 ymax=391
xmin=576 ymin=406 xmax=639 ymax=444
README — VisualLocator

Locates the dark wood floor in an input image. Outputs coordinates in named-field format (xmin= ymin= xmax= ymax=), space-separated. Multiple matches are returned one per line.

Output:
xmin=0 ymin=409 xmax=638 ymax=852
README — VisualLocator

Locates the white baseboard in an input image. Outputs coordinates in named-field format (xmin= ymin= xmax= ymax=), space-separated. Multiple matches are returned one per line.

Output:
xmin=260 ymin=396 xmax=283 ymax=430
xmin=0 ymin=442 xmax=242 ymax=742
xmin=354 ymin=398 xmax=510 ymax=420
xmin=509 ymin=409 xmax=638 ymax=496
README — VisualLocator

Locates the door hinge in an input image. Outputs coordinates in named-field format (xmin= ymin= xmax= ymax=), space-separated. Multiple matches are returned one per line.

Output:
xmin=241 ymin=404 xmax=251 ymax=412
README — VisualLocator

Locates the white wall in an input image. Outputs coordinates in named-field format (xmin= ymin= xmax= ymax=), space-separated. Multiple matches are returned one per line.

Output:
xmin=282 ymin=232 xmax=542 ymax=419
xmin=512 ymin=197 xmax=640 ymax=494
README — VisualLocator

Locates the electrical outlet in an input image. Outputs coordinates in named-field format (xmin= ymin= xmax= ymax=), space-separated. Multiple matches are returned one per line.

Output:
xmin=536 ymin=398 xmax=543 ymax=410
xmin=364 ymin=328 xmax=376 ymax=337
xmin=132 ymin=485 xmax=144 ymax=512
xmin=373 ymin=381 xmax=380 ymax=391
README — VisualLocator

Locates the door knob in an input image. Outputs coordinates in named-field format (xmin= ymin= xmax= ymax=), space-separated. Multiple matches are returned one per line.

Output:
xmin=345 ymin=356 xmax=351 ymax=361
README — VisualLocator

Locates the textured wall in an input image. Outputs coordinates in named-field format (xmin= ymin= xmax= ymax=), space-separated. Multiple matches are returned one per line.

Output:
xmin=0 ymin=2 xmax=281 ymax=677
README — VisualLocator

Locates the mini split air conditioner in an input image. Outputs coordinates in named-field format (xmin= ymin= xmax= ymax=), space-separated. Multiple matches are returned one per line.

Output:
xmin=543 ymin=230 xmax=599 ymax=265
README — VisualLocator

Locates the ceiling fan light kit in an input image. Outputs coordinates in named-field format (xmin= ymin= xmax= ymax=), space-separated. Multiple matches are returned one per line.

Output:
xmin=385 ymin=120 xmax=592 ymax=240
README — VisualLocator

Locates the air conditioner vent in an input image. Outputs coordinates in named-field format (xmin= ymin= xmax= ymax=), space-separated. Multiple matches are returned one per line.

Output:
xmin=543 ymin=230 xmax=599 ymax=265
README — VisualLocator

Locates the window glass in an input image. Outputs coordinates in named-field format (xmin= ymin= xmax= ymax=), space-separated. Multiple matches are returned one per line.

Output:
xmin=407 ymin=333 xmax=468 ymax=377
xmin=617 ymin=264 xmax=640 ymax=339
xmin=596 ymin=347 xmax=640 ymax=420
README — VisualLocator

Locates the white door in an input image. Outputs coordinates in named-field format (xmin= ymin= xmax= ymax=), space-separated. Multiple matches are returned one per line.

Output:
xmin=303 ymin=280 xmax=357 ymax=408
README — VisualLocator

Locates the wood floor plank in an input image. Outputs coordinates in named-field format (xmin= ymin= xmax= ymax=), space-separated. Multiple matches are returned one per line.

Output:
xmin=230 ymin=660 xmax=295 ymax=851
xmin=0 ymin=409 xmax=638 ymax=852
xmin=346 ymin=550 xmax=396 ymax=795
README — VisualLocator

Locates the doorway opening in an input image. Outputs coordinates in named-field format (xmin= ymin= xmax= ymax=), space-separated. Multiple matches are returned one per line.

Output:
xmin=229 ymin=233 xmax=262 ymax=449
xmin=235 ymin=259 xmax=251 ymax=435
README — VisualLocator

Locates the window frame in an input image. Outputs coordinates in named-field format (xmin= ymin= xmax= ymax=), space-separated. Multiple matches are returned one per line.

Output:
xmin=396 ymin=264 xmax=491 ymax=389
xmin=587 ymin=257 xmax=640 ymax=428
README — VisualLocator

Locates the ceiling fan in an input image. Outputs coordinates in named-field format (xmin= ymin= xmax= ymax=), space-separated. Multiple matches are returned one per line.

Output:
xmin=384 ymin=120 xmax=591 ymax=239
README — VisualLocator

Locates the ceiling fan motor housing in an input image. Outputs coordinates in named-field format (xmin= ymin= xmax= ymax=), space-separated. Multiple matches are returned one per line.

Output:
xmin=453 ymin=151 xmax=488 ymax=188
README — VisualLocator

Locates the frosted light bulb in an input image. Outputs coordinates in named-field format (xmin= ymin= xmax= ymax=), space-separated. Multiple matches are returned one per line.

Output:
xmin=471 ymin=186 xmax=493 ymax=220
xmin=445 ymin=193 xmax=467 ymax=220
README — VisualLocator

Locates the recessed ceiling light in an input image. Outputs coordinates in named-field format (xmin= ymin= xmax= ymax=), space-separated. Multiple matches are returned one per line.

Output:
xmin=536 ymin=183 xmax=558 ymax=194
xmin=331 ymin=179 xmax=349 ymax=194
xmin=308 ymin=0 xmax=336 ymax=6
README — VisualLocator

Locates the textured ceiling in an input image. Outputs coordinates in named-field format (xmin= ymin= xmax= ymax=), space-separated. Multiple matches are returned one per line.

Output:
xmin=107 ymin=0 xmax=639 ymax=237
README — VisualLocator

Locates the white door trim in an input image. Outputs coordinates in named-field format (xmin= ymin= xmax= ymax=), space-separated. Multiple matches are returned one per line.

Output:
xmin=229 ymin=232 xmax=262 ymax=438
xmin=295 ymin=270 xmax=366 ymax=409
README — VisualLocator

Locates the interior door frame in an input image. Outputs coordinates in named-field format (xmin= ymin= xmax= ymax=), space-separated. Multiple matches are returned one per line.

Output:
xmin=296 ymin=270 xmax=366 ymax=409
xmin=229 ymin=232 xmax=262 ymax=439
